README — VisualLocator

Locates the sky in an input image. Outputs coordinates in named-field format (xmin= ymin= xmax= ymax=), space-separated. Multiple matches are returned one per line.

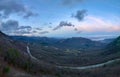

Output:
xmin=0 ymin=0 xmax=120 ymax=38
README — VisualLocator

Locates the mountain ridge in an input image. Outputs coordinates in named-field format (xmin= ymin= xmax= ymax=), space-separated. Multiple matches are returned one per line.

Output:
xmin=11 ymin=36 xmax=106 ymax=51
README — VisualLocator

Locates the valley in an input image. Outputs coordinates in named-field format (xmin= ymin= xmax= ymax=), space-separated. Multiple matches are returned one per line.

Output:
xmin=0 ymin=31 xmax=120 ymax=77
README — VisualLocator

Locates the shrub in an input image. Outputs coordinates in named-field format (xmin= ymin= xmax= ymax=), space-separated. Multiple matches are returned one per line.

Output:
xmin=0 ymin=65 xmax=10 ymax=77
xmin=5 ymin=48 xmax=20 ymax=64
xmin=2 ymin=66 xmax=10 ymax=74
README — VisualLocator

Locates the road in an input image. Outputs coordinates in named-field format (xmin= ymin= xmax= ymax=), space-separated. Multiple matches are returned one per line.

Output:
xmin=58 ymin=59 xmax=120 ymax=70
xmin=26 ymin=46 xmax=120 ymax=70
xmin=27 ymin=46 xmax=39 ymax=60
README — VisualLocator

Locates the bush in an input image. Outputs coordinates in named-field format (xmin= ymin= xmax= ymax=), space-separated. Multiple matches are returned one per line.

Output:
xmin=0 ymin=65 xmax=10 ymax=77
xmin=6 ymin=48 xmax=20 ymax=63
xmin=2 ymin=66 xmax=10 ymax=74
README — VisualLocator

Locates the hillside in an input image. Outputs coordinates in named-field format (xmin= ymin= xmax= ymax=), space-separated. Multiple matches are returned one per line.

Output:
xmin=104 ymin=36 xmax=120 ymax=55
xmin=0 ymin=31 xmax=59 ymax=77
xmin=0 ymin=31 xmax=33 ymax=77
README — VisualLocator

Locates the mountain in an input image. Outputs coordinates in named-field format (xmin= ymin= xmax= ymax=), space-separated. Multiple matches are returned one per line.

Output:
xmin=105 ymin=36 xmax=120 ymax=55
xmin=11 ymin=36 xmax=106 ymax=51
xmin=10 ymin=36 xmax=61 ymax=45
xmin=54 ymin=37 xmax=105 ymax=51
xmin=0 ymin=31 xmax=29 ymax=76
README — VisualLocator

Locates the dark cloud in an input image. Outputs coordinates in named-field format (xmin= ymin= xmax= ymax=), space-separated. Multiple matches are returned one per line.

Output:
xmin=62 ymin=0 xmax=84 ymax=6
xmin=1 ymin=20 xmax=19 ymax=32
xmin=53 ymin=21 xmax=75 ymax=30
xmin=0 ymin=20 xmax=32 ymax=35
xmin=35 ymin=28 xmax=42 ymax=30
xmin=18 ymin=26 xmax=32 ymax=35
xmin=74 ymin=28 xmax=82 ymax=34
xmin=72 ymin=9 xmax=87 ymax=21
xmin=15 ymin=30 xmax=31 ymax=35
xmin=0 ymin=0 xmax=36 ymax=18
xmin=32 ymin=30 xmax=37 ymax=33
xmin=74 ymin=28 xmax=78 ymax=31
xmin=0 ymin=19 xmax=49 ymax=35
xmin=39 ymin=31 xmax=49 ymax=34
xmin=18 ymin=26 xmax=32 ymax=30
xmin=23 ymin=11 xmax=38 ymax=18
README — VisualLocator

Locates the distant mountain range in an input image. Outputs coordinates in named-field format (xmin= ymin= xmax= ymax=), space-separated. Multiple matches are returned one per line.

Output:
xmin=10 ymin=36 xmax=60 ymax=44
xmin=11 ymin=36 xmax=107 ymax=51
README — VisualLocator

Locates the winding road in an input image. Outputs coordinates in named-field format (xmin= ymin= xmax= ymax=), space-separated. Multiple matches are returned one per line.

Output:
xmin=26 ymin=46 xmax=120 ymax=70
xmin=27 ymin=46 xmax=39 ymax=60
xmin=58 ymin=59 xmax=120 ymax=70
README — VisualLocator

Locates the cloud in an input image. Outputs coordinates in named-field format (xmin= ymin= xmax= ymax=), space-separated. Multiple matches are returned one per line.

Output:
xmin=23 ymin=11 xmax=38 ymax=18
xmin=17 ymin=26 xmax=32 ymax=34
xmin=15 ymin=30 xmax=31 ymax=35
xmin=32 ymin=30 xmax=37 ymax=33
xmin=73 ymin=28 xmax=82 ymax=34
xmin=0 ymin=20 xmax=33 ymax=35
xmin=75 ymin=16 xmax=120 ymax=32
xmin=53 ymin=21 xmax=75 ymax=30
xmin=0 ymin=0 xmax=36 ymax=18
xmin=35 ymin=28 xmax=42 ymax=30
xmin=62 ymin=0 xmax=84 ymax=6
xmin=0 ymin=19 xmax=49 ymax=36
xmin=39 ymin=31 xmax=49 ymax=34
xmin=74 ymin=28 xmax=78 ymax=31
xmin=74 ymin=28 xmax=82 ymax=34
xmin=72 ymin=9 xmax=87 ymax=21
xmin=1 ymin=20 xmax=19 ymax=32
xmin=57 ymin=16 xmax=120 ymax=35
xmin=18 ymin=26 xmax=32 ymax=30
